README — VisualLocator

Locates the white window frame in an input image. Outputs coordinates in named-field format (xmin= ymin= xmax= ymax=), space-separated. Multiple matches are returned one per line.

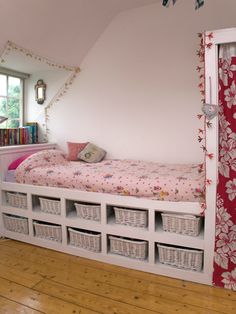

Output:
xmin=0 ymin=67 xmax=29 ymax=128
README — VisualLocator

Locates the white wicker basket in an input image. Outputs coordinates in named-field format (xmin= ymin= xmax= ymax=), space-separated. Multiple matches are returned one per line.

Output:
xmin=74 ymin=203 xmax=101 ymax=221
xmin=3 ymin=213 xmax=29 ymax=234
xmin=157 ymin=243 xmax=203 ymax=271
xmin=33 ymin=221 xmax=62 ymax=242
xmin=161 ymin=213 xmax=202 ymax=236
xmin=6 ymin=192 xmax=27 ymax=209
xmin=109 ymin=235 xmax=148 ymax=260
xmin=114 ymin=207 xmax=148 ymax=228
xmin=39 ymin=197 xmax=61 ymax=215
xmin=68 ymin=228 xmax=101 ymax=252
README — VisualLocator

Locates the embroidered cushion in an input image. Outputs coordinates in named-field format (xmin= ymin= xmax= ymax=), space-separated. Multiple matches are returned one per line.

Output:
xmin=67 ymin=141 xmax=88 ymax=161
xmin=78 ymin=143 xmax=106 ymax=163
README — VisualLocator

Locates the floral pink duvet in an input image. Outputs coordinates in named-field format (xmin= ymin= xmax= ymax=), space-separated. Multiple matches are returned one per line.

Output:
xmin=15 ymin=150 xmax=205 ymax=202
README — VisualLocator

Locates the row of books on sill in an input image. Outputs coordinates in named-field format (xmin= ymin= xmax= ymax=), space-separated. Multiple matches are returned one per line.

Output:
xmin=0 ymin=122 xmax=38 ymax=146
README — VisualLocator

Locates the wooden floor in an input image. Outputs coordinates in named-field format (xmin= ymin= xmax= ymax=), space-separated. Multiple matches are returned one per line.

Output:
xmin=0 ymin=239 xmax=235 ymax=314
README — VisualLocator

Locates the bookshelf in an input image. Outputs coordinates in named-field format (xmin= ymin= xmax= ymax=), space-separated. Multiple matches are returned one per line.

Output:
xmin=0 ymin=122 xmax=38 ymax=146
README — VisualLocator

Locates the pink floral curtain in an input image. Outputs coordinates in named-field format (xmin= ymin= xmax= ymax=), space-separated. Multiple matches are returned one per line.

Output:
xmin=213 ymin=43 xmax=236 ymax=290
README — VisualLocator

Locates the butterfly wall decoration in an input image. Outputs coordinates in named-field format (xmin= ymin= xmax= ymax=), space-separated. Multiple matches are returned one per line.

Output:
xmin=162 ymin=0 xmax=204 ymax=10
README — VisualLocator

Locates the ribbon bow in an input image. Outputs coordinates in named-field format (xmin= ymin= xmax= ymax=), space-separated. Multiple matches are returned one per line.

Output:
xmin=162 ymin=0 xmax=204 ymax=10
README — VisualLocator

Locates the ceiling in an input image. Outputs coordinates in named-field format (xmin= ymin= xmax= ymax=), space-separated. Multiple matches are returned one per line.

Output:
xmin=0 ymin=0 xmax=159 ymax=67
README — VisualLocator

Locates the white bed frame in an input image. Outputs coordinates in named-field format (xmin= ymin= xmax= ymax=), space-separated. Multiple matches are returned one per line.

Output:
xmin=0 ymin=142 xmax=214 ymax=285
xmin=2 ymin=28 xmax=234 ymax=285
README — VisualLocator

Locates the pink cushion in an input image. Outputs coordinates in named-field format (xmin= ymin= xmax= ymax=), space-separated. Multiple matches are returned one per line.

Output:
xmin=67 ymin=142 xmax=88 ymax=161
xmin=8 ymin=154 xmax=32 ymax=170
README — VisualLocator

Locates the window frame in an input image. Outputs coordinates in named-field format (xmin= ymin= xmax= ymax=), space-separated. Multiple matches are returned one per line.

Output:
xmin=0 ymin=67 xmax=29 ymax=129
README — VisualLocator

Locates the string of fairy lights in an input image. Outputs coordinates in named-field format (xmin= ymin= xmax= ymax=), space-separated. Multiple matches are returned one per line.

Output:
xmin=0 ymin=41 xmax=80 ymax=141
xmin=196 ymin=32 xmax=214 ymax=212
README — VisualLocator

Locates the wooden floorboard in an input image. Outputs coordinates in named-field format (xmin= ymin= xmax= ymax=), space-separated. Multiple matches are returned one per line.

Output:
xmin=3 ymin=239 xmax=235 ymax=300
xmin=0 ymin=240 xmax=235 ymax=314
xmin=0 ymin=244 xmax=231 ymax=313
xmin=0 ymin=295 xmax=44 ymax=314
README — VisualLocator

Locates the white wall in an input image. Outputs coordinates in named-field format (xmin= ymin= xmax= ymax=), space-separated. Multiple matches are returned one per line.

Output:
xmin=48 ymin=0 xmax=236 ymax=163
xmin=25 ymin=70 xmax=71 ymax=142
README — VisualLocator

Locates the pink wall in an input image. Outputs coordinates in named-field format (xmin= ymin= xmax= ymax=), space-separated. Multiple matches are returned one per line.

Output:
xmin=2 ymin=0 xmax=236 ymax=164
xmin=48 ymin=0 xmax=236 ymax=163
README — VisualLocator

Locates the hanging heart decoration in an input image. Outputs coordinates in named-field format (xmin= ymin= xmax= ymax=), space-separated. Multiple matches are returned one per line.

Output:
xmin=201 ymin=104 xmax=219 ymax=120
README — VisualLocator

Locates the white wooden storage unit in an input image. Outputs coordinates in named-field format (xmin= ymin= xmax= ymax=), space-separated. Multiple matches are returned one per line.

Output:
xmin=0 ymin=142 xmax=215 ymax=285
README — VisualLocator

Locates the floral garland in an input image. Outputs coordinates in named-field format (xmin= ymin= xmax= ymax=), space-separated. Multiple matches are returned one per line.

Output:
xmin=44 ymin=68 xmax=80 ymax=137
xmin=0 ymin=40 xmax=80 ymax=142
xmin=0 ymin=40 xmax=77 ymax=72
xmin=196 ymin=31 xmax=214 ymax=212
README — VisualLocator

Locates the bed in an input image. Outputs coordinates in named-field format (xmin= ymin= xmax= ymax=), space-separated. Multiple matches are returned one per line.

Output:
xmin=0 ymin=143 xmax=215 ymax=286
xmin=14 ymin=149 xmax=205 ymax=202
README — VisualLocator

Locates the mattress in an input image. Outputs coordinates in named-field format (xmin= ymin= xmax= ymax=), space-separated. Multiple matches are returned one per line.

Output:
xmin=15 ymin=150 xmax=205 ymax=202
xmin=5 ymin=170 xmax=16 ymax=183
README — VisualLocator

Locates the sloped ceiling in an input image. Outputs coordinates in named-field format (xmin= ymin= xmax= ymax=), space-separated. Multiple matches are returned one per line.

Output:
xmin=0 ymin=0 xmax=159 ymax=66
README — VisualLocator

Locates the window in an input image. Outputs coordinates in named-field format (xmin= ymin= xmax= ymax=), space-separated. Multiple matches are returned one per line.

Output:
xmin=0 ymin=72 xmax=24 ymax=128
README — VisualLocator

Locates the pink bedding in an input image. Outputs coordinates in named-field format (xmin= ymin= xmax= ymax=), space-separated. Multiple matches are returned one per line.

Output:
xmin=15 ymin=150 xmax=205 ymax=202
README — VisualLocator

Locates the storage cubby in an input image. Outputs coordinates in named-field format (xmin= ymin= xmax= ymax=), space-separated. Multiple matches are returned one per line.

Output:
xmin=66 ymin=199 xmax=101 ymax=221
xmin=0 ymin=184 xmax=210 ymax=283
xmin=2 ymin=213 xmax=29 ymax=234
xmin=156 ymin=242 xmax=203 ymax=272
xmin=106 ymin=205 xmax=148 ymax=229
xmin=155 ymin=211 xmax=204 ymax=237
xmin=108 ymin=234 xmax=148 ymax=260
xmin=32 ymin=195 xmax=61 ymax=215
xmin=161 ymin=212 xmax=202 ymax=236
xmin=3 ymin=190 xmax=27 ymax=209
xmin=67 ymin=227 xmax=101 ymax=252
xmin=33 ymin=220 xmax=62 ymax=242
xmin=155 ymin=211 xmax=163 ymax=232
